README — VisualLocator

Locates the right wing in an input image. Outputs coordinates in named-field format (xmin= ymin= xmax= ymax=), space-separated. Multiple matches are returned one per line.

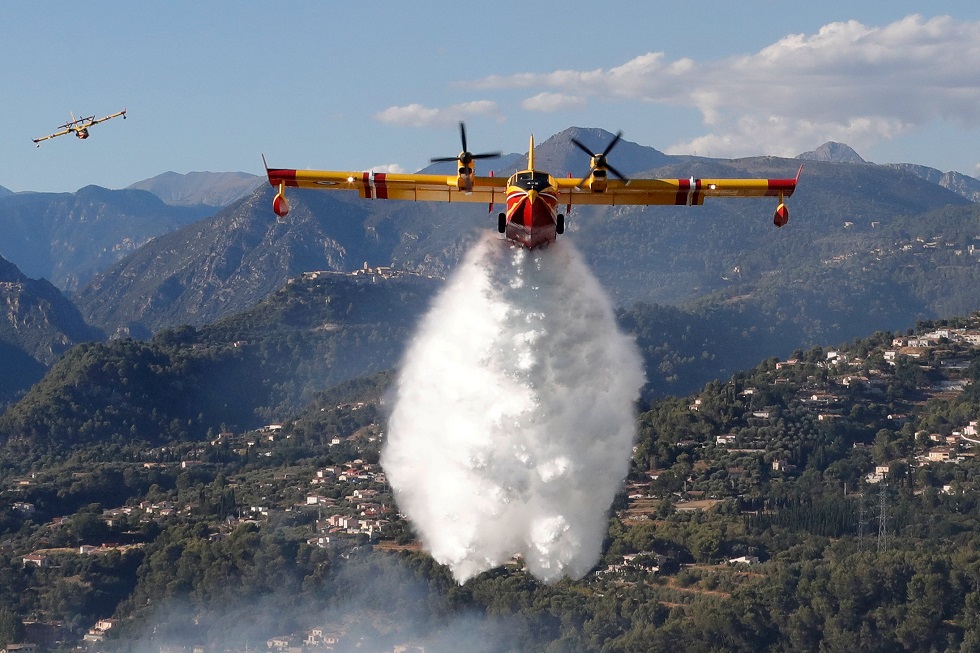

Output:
xmin=265 ymin=162 xmax=508 ymax=217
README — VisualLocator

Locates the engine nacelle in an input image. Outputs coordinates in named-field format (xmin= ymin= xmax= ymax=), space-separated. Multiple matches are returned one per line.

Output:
xmin=455 ymin=167 xmax=475 ymax=193
xmin=773 ymin=203 xmax=789 ymax=227
xmin=273 ymin=192 xmax=290 ymax=218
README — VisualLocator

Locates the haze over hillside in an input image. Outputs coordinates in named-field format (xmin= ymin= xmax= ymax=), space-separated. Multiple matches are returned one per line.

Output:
xmin=0 ymin=186 xmax=214 ymax=291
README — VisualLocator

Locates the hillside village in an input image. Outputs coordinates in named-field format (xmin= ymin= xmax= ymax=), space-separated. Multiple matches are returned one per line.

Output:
xmin=631 ymin=317 xmax=980 ymax=504
xmin=300 ymin=263 xmax=440 ymax=284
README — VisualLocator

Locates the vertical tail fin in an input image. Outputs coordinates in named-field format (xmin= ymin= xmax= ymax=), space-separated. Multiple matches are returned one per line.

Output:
xmin=528 ymin=134 xmax=535 ymax=170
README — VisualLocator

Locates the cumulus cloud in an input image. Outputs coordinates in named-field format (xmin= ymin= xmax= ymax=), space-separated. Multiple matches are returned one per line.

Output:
xmin=521 ymin=92 xmax=587 ymax=113
xmin=375 ymin=100 xmax=502 ymax=128
xmin=368 ymin=163 xmax=407 ymax=173
xmin=463 ymin=14 xmax=980 ymax=158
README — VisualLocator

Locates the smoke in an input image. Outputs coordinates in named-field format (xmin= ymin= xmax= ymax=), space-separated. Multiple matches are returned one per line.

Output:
xmin=383 ymin=234 xmax=645 ymax=584
xmin=118 ymin=553 xmax=528 ymax=652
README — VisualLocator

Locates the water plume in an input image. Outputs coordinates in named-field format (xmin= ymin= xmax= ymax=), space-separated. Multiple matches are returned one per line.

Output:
xmin=383 ymin=234 xmax=645 ymax=584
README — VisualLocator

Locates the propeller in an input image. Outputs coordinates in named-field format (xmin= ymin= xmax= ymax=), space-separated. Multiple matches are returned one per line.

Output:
xmin=430 ymin=122 xmax=501 ymax=168
xmin=571 ymin=130 xmax=628 ymax=186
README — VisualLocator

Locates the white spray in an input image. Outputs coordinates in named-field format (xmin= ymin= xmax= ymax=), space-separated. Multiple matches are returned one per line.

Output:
xmin=383 ymin=233 xmax=645 ymax=584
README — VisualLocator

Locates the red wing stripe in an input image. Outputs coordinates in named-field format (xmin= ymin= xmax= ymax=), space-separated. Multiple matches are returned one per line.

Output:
xmin=674 ymin=178 xmax=690 ymax=206
xmin=767 ymin=179 xmax=797 ymax=197
xmin=359 ymin=172 xmax=389 ymax=199
xmin=361 ymin=172 xmax=377 ymax=199
xmin=268 ymin=168 xmax=299 ymax=187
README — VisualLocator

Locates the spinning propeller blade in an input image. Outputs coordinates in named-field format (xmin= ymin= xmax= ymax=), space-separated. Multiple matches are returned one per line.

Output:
xmin=430 ymin=122 xmax=501 ymax=166
xmin=572 ymin=130 xmax=628 ymax=186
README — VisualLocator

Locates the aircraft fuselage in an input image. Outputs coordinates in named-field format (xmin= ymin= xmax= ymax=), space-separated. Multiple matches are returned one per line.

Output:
xmin=503 ymin=170 xmax=560 ymax=249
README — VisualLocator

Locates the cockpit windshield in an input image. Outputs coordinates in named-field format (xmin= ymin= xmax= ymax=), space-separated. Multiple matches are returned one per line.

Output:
xmin=512 ymin=171 xmax=552 ymax=192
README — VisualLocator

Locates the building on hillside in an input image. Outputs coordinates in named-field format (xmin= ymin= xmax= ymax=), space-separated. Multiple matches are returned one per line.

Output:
xmin=305 ymin=627 xmax=342 ymax=647
xmin=2 ymin=644 xmax=39 ymax=653
xmin=21 ymin=553 xmax=49 ymax=568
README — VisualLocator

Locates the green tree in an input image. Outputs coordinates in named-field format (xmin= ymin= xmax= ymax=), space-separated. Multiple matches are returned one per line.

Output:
xmin=0 ymin=608 xmax=24 ymax=648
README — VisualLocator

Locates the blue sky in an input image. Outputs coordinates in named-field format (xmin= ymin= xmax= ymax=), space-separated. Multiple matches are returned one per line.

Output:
xmin=3 ymin=1 xmax=980 ymax=193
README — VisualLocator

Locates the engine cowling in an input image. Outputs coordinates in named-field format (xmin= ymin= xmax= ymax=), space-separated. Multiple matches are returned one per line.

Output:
xmin=455 ymin=170 xmax=474 ymax=192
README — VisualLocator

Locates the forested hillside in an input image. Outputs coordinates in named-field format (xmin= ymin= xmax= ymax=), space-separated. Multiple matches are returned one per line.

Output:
xmin=0 ymin=271 xmax=438 ymax=455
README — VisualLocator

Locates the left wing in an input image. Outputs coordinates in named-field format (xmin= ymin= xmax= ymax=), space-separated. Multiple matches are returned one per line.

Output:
xmin=553 ymin=173 xmax=799 ymax=207
xmin=554 ymin=166 xmax=801 ymax=226
xmin=32 ymin=128 xmax=71 ymax=146
xmin=265 ymin=164 xmax=508 ymax=217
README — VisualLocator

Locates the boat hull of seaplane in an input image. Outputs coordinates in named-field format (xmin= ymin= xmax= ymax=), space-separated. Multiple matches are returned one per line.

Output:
xmin=504 ymin=189 xmax=559 ymax=249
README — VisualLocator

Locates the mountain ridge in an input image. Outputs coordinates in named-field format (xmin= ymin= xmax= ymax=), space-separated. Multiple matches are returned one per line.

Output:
xmin=126 ymin=170 xmax=263 ymax=207
xmin=0 ymin=255 xmax=103 ymax=405
xmin=0 ymin=186 xmax=216 ymax=291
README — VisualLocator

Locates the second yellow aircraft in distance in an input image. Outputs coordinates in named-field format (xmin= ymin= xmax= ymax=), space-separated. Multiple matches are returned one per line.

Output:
xmin=33 ymin=109 xmax=127 ymax=147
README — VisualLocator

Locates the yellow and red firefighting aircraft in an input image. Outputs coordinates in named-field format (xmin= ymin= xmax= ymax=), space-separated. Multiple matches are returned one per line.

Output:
xmin=264 ymin=123 xmax=800 ymax=250
xmin=33 ymin=109 xmax=127 ymax=147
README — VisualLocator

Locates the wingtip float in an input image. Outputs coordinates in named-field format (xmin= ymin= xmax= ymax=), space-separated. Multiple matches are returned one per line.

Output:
xmin=33 ymin=108 xmax=127 ymax=147
xmin=264 ymin=124 xmax=800 ymax=249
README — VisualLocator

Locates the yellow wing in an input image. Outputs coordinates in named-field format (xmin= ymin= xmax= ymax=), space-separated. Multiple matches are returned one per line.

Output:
xmin=265 ymin=167 xmax=508 ymax=204
xmin=32 ymin=128 xmax=71 ymax=145
xmin=88 ymin=109 xmax=127 ymax=126
xmin=553 ymin=175 xmax=799 ymax=206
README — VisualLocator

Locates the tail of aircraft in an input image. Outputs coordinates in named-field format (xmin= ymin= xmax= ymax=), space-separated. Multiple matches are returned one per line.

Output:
xmin=527 ymin=134 xmax=535 ymax=170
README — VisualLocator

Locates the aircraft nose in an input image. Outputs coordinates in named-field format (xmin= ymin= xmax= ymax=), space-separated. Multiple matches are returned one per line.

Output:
xmin=526 ymin=189 xmax=539 ymax=204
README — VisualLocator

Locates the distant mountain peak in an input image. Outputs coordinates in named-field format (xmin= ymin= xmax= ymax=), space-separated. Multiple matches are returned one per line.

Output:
xmin=797 ymin=142 xmax=867 ymax=164
xmin=548 ymin=126 xmax=620 ymax=143
xmin=533 ymin=126 xmax=671 ymax=177
xmin=0 ymin=255 xmax=27 ymax=283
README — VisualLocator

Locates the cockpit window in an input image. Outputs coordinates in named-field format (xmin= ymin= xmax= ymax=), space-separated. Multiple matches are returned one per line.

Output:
xmin=514 ymin=171 xmax=552 ymax=191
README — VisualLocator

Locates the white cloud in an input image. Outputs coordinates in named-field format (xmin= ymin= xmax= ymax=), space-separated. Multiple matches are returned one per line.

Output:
xmin=374 ymin=101 xmax=501 ymax=128
xmin=521 ymin=92 xmax=587 ymax=113
xmin=368 ymin=163 xmax=407 ymax=174
xmin=464 ymin=14 xmax=980 ymax=158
